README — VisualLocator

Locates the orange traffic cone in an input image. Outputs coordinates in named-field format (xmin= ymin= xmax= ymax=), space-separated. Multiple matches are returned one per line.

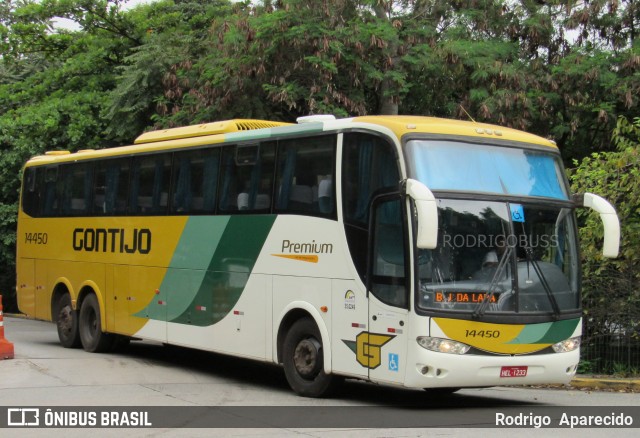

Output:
xmin=0 ymin=295 xmax=15 ymax=360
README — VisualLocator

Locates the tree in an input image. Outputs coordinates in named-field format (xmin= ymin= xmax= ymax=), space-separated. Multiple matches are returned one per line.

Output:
xmin=571 ymin=116 xmax=640 ymax=373
xmin=150 ymin=0 xmax=640 ymax=160
xmin=106 ymin=0 xmax=237 ymax=139
xmin=0 ymin=0 xmax=146 ymax=309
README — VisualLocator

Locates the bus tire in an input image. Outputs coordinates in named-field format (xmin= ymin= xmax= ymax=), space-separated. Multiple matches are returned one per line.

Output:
xmin=282 ymin=317 xmax=341 ymax=397
xmin=55 ymin=294 xmax=81 ymax=348
xmin=79 ymin=294 xmax=114 ymax=353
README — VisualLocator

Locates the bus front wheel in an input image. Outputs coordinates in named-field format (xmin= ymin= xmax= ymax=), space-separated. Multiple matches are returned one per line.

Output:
xmin=55 ymin=294 xmax=81 ymax=348
xmin=282 ymin=317 xmax=341 ymax=397
xmin=79 ymin=294 xmax=114 ymax=353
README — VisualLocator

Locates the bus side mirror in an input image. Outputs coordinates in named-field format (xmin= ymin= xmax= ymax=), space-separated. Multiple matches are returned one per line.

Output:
xmin=405 ymin=179 xmax=438 ymax=249
xmin=574 ymin=192 xmax=620 ymax=258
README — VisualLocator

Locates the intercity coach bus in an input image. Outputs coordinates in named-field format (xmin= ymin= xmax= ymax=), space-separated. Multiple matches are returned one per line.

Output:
xmin=16 ymin=115 xmax=619 ymax=397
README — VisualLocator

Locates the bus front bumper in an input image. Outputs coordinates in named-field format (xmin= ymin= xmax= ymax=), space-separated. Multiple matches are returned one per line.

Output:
xmin=404 ymin=347 xmax=579 ymax=389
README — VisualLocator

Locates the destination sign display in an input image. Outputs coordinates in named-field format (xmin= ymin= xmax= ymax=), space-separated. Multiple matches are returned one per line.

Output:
xmin=434 ymin=291 xmax=499 ymax=304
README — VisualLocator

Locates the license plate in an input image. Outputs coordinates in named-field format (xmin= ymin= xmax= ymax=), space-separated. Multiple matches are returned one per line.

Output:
xmin=500 ymin=366 xmax=528 ymax=378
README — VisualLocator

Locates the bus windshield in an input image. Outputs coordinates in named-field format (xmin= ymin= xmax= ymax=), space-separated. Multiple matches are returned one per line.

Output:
xmin=405 ymin=140 xmax=580 ymax=318
xmin=404 ymin=139 xmax=568 ymax=200
xmin=415 ymin=199 xmax=580 ymax=316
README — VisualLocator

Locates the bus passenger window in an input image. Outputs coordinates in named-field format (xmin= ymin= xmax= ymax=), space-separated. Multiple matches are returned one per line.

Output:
xmin=171 ymin=148 xmax=220 ymax=214
xmin=21 ymin=168 xmax=40 ymax=217
xmin=219 ymin=142 xmax=275 ymax=213
xmin=42 ymin=166 xmax=60 ymax=216
xmin=60 ymin=163 xmax=94 ymax=216
xmin=130 ymin=154 xmax=171 ymax=215
xmin=93 ymin=159 xmax=130 ymax=216
xmin=275 ymin=135 xmax=336 ymax=217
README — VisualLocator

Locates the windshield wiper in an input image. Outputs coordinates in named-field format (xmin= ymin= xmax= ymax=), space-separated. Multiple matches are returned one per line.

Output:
xmin=473 ymin=245 xmax=512 ymax=319
xmin=522 ymin=245 xmax=561 ymax=319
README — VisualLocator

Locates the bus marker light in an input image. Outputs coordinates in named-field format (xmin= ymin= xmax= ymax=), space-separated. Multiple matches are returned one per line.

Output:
xmin=233 ymin=310 xmax=244 ymax=315
xmin=195 ymin=306 xmax=207 ymax=311
xmin=351 ymin=323 xmax=365 ymax=328
xmin=320 ymin=306 xmax=328 ymax=313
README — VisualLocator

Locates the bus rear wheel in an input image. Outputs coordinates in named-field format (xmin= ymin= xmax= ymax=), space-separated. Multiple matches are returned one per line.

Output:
xmin=282 ymin=317 xmax=341 ymax=397
xmin=79 ymin=294 xmax=114 ymax=353
xmin=55 ymin=294 xmax=81 ymax=348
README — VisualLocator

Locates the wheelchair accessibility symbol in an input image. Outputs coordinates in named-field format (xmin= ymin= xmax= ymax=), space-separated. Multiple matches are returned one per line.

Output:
xmin=510 ymin=204 xmax=525 ymax=223
xmin=388 ymin=353 xmax=399 ymax=372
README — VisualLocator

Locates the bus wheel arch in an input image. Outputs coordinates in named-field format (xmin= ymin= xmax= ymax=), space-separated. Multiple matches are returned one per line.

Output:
xmin=51 ymin=282 xmax=81 ymax=348
xmin=78 ymin=288 xmax=114 ymax=353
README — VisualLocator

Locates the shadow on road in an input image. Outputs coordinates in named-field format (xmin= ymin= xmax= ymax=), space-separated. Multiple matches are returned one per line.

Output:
xmin=110 ymin=340 xmax=541 ymax=409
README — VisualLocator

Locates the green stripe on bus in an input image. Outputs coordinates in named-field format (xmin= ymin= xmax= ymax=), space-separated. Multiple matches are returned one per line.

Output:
xmin=507 ymin=319 xmax=579 ymax=344
xmin=536 ymin=318 xmax=580 ymax=344
xmin=138 ymin=216 xmax=230 ymax=321
xmin=506 ymin=322 xmax=552 ymax=344
xmin=170 ymin=215 xmax=276 ymax=326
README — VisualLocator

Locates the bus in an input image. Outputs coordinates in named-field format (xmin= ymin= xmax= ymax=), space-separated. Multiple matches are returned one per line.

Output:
xmin=16 ymin=115 xmax=620 ymax=397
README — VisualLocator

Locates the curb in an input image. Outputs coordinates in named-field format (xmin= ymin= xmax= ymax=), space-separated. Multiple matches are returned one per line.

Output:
xmin=571 ymin=376 xmax=640 ymax=391
xmin=3 ymin=313 xmax=30 ymax=320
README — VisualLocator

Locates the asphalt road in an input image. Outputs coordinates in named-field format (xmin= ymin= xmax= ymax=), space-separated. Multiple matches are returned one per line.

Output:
xmin=1 ymin=316 xmax=639 ymax=437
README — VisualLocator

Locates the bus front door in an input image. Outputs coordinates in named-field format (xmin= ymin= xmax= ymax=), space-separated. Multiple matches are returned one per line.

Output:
xmin=367 ymin=196 xmax=409 ymax=385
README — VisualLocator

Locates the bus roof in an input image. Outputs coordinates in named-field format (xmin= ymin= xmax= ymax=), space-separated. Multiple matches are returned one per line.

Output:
xmin=25 ymin=115 xmax=557 ymax=166
xmin=133 ymin=119 xmax=291 ymax=144
xmin=350 ymin=115 xmax=557 ymax=149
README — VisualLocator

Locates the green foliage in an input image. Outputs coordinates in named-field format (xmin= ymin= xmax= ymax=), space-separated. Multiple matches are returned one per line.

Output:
xmin=571 ymin=117 xmax=640 ymax=277
xmin=0 ymin=203 xmax=17 ymax=310
xmin=0 ymin=0 xmax=148 ymax=309
xmin=571 ymin=116 xmax=640 ymax=375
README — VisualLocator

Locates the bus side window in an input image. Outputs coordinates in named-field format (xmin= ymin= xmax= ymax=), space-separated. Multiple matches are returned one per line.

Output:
xmin=42 ymin=166 xmax=59 ymax=216
xmin=93 ymin=159 xmax=130 ymax=216
xmin=275 ymin=135 xmax=336 ymax=217
xmin=219 ymin=142 xmax=275 ymax=213
xmin=22 ymin=168 xmax=40 ymax=217
xmin=130 ymin=154 xmax=171 ymax=215
xmin=342 ymin=133 xmax=401 ymax=283
xmin=171 ymin=148 xmax=220 ymax=214
xmin=60 ymin=163 xmax=94 ymax=216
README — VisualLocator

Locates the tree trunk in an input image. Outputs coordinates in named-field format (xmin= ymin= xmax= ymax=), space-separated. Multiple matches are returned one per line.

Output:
xmin=378 ymin=79 xmax=399 ymax=115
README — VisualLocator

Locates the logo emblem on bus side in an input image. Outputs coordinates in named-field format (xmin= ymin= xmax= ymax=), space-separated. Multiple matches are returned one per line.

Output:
xmin=342 ymin=331 xmax=395 ymax=369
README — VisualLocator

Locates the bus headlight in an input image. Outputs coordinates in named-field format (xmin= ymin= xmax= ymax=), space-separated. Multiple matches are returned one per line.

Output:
xmin=552 ymin=336 xmax=581 ymax=353
xmin=417 ymin=337 xmax=470 ymax=355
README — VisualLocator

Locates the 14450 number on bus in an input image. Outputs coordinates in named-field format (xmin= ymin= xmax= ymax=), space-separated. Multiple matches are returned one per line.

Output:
xmin=24 ymin=232 xmax=48 ymax=245
xmin=465 ymin=329 xmax=501 ymax=338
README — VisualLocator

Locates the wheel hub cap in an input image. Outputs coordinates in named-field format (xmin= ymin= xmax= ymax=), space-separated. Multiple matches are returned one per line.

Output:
xmin=293 ymin=338 xmax=321 ymax=378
